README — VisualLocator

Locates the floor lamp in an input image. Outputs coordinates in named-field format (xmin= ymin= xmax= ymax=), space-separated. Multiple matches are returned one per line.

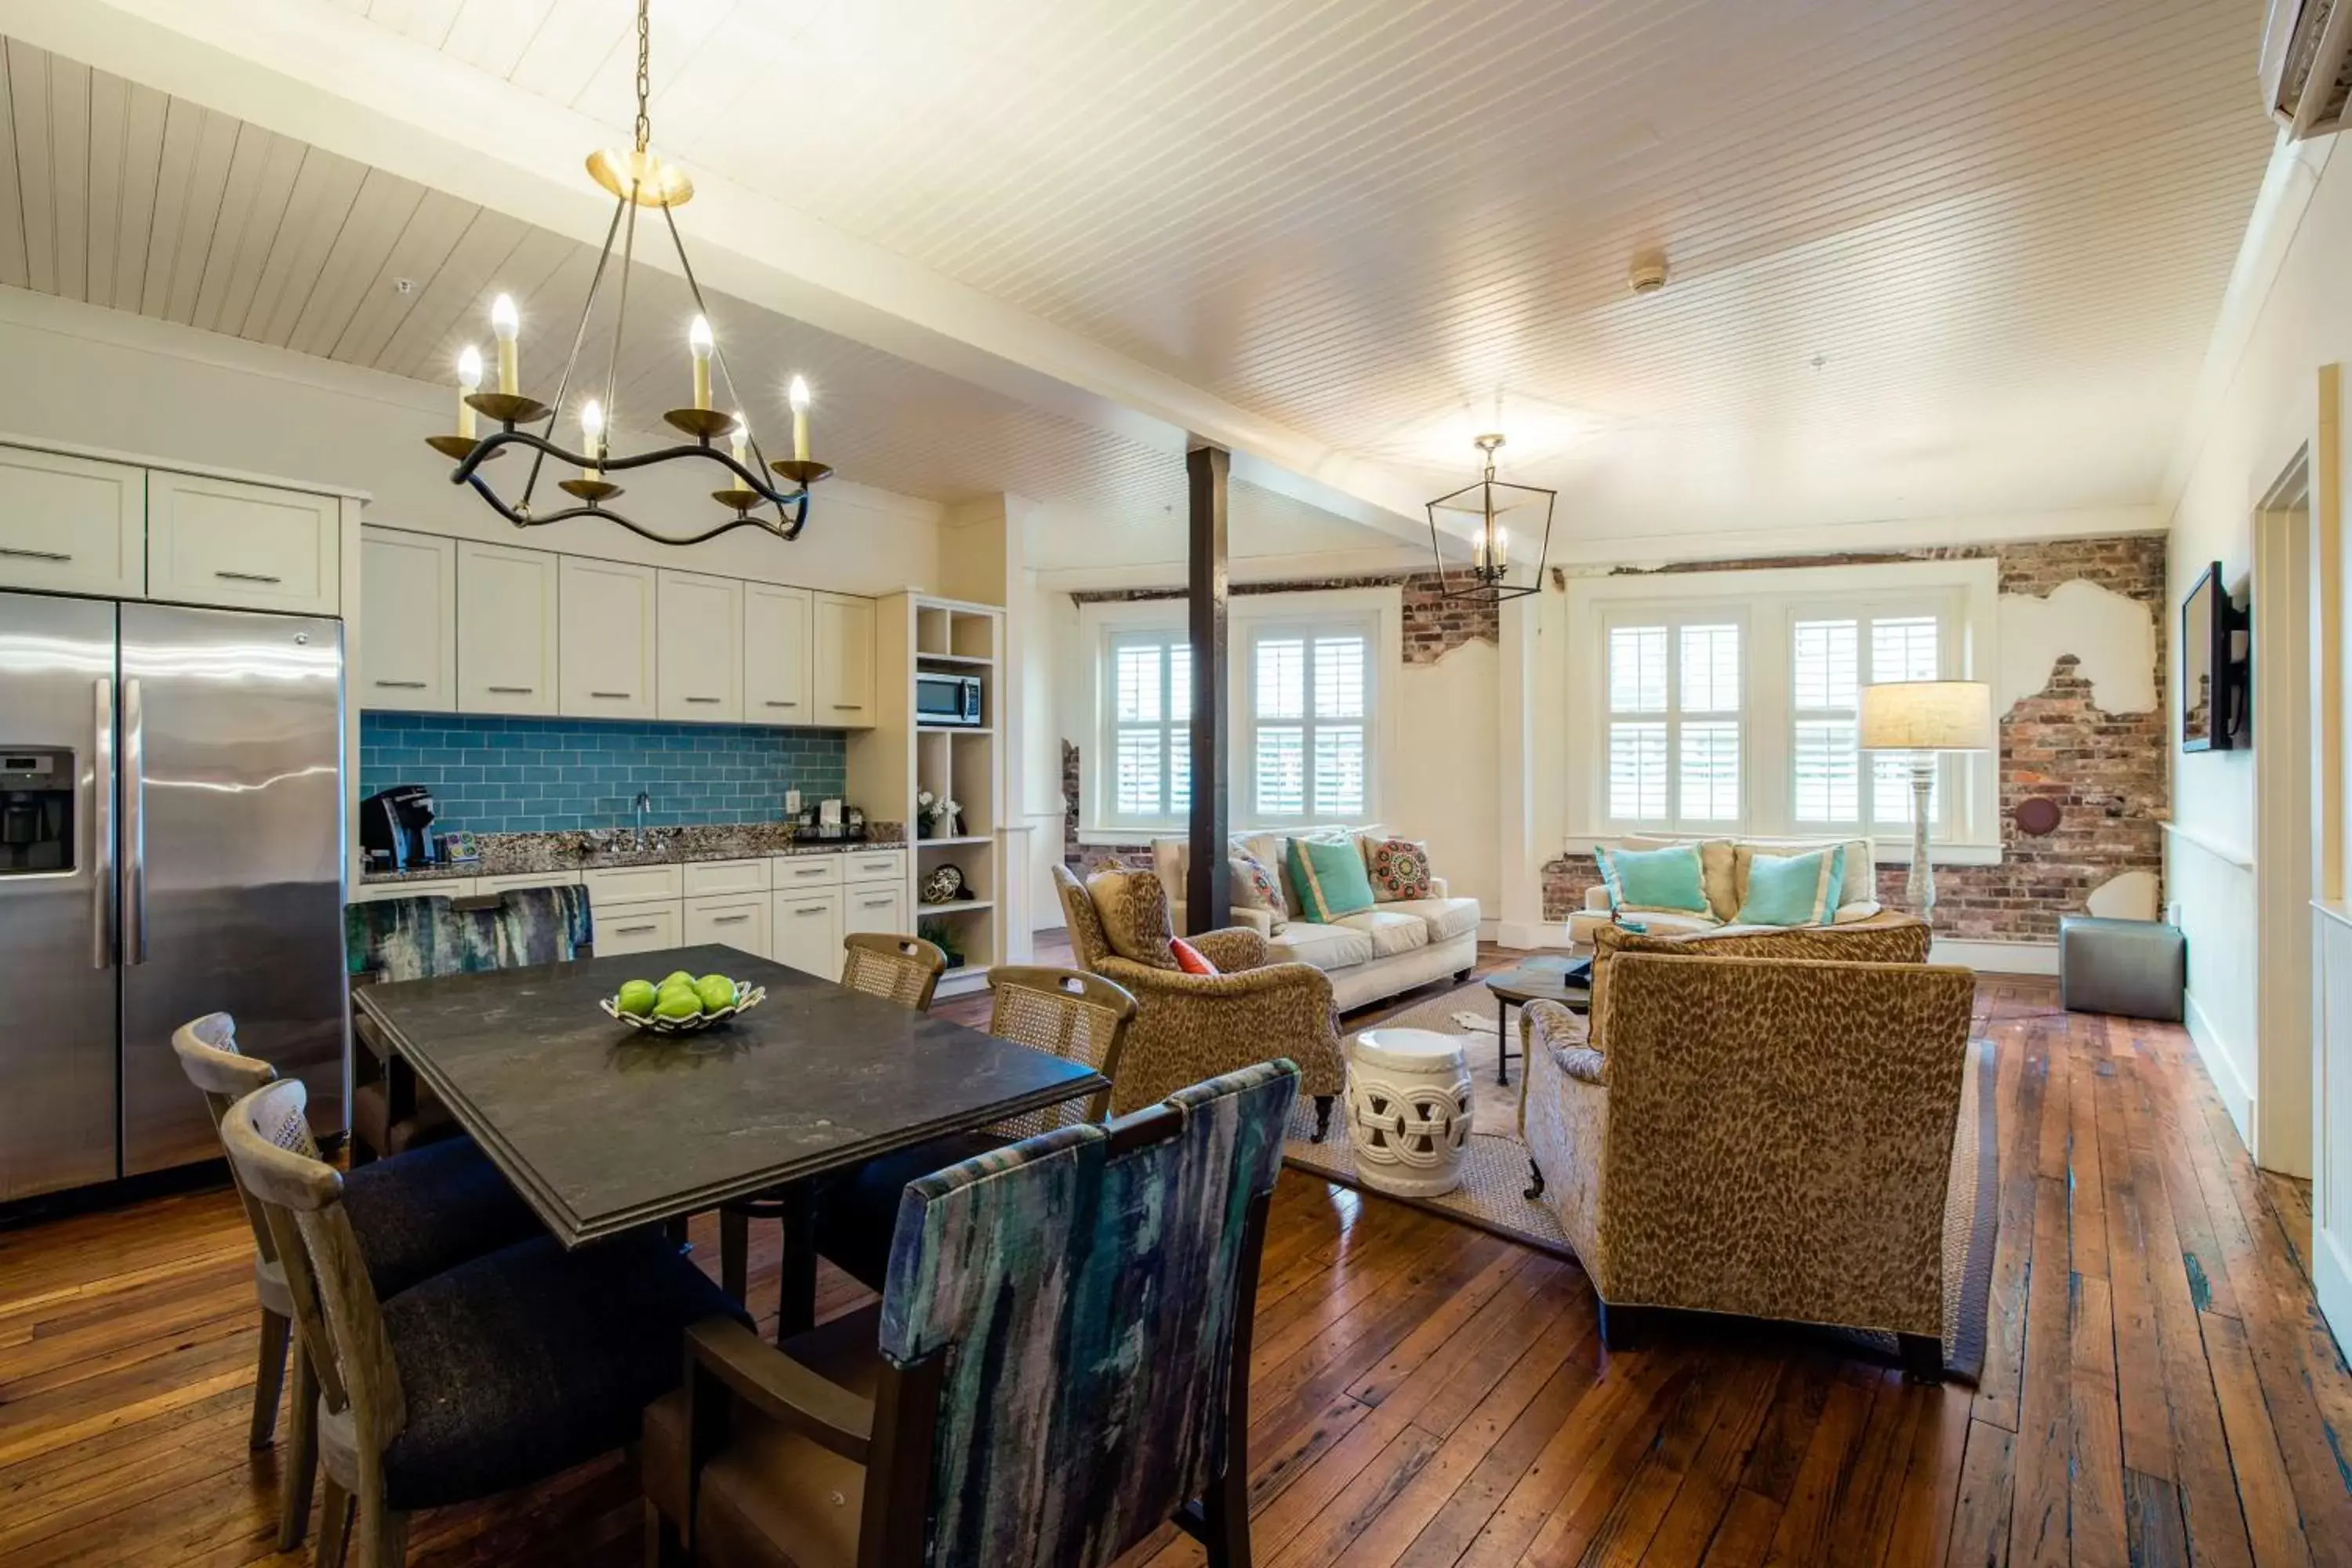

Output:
xmin=1858 ymin=681 xmax=1994 ymax=919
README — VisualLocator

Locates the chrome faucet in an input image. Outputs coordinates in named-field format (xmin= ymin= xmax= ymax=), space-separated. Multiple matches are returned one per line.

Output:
xmin=632 ymin=789 xmax=652 ymax=849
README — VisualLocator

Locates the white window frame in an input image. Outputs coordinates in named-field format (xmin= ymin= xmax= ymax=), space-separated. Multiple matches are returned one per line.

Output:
xmin=1563 ymin=560 xmax=2000 ymax=859
xmin=1076 ymin=587 xmax=1399 ymax=840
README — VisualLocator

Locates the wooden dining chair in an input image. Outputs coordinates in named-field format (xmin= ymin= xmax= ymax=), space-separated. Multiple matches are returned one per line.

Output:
xmin=169 ymin=1013 xmax=543 ymax=1550
xmin=716 ymin=931 xmax=951 ymax=1307
xmin=837 ymin=931 xmax=949 ymax=1010
xmin=216 ymin=1076 xmax=750 ymax=1568
xmin=346 ymin=885 xmax=594 ymax=1163
xmin=641 ymin=1058 xmax=1300 ymax=1568
xmin=811 ymin=965 xmax=1139 ymax=1290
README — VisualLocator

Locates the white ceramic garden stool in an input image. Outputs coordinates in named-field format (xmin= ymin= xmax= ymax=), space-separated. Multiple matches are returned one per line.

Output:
xmin=1346 ymin=1028 xmax=1474 ymax=1198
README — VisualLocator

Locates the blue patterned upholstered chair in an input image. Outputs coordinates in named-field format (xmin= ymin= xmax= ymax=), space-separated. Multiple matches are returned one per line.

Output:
xmin=216 ymin=1075 xmax=749 ymax=1568
xmin=345 ymin=885 xmax=594 ymax=1161
xmin=641 ymin=1058 xmax=1300 ymax=1568
xmin=169 ymin=1012 xmax=544 ymax=1550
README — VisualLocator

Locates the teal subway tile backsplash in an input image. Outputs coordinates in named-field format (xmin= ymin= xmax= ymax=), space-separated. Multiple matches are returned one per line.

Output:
xmin=360 ymin=712 xmax=848 ymax=833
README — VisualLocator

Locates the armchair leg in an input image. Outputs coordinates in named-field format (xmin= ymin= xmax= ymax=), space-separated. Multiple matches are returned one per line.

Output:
xmin=1454 ymin=967 xmax=1472 ymax=985
xmin=1312 ymin=1096 xmax=1334 ymax=1143
xmin=1597 ymin=1301 xmax=1650 ymax=1352
xmin=1523 ymin=1158 xmax=1545 ymax=1201
xmin=1898 ymin=1333 xmax=1945 ymax=1385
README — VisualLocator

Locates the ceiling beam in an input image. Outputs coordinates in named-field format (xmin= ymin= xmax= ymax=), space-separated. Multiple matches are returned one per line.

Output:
xmin=0 ymin=0 xmax=1436 ymax=548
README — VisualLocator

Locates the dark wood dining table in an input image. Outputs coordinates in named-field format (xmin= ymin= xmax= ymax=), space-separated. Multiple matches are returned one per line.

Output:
xmin=351 ymin=943 xmax=1107 ymax=1334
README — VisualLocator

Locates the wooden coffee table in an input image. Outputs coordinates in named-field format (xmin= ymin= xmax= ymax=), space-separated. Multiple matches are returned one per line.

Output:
xmin=1486 ymin=954 xmax=1592 ymax=1086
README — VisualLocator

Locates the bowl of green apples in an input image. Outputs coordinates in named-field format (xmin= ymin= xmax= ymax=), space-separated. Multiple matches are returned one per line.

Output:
xmin=601 ymin=970 xmax=766 ymax=1035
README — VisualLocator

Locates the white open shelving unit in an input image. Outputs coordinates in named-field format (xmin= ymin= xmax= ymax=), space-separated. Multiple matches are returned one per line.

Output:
xmin=846 ymin=593 xmax=1004 ymax=997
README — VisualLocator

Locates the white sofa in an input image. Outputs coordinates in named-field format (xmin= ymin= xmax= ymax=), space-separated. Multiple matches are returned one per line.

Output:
xmin=1150 ymin=829 xmax=1483 ymax=1013
xmin=1566 ymin=833 xmax=1885 ymax=946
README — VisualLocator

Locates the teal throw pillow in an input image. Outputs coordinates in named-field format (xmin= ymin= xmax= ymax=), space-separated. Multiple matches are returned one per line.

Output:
xmin=1823 ymin=845 xmax=1848 ymax=914
xmin=1286 ymin=836 xmax=1377 ymax=923
xmin=1735 ymin=849 xmax=1838 ymax=927
xmin=1595 ymin=843 xmax=1711 ymax=916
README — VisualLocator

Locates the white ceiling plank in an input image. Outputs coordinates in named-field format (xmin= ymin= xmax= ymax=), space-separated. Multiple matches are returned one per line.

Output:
xmin=189 ymin=122 xmax=273 ymax=331
xmin=506 ymin=0 xmax=632 ymax=105
xmin=365 ymin=0 xmax=466 ymax=51
xmin=329 ymin=185 xmax=478 ymax=365
xmin=81 ymin=69 xmax=125 ymax=309
xmin=7 ymin=38 xmax=56 ymax=296
xmin=372 ymin=203 xmax=530 ymax=379
xmin=198 ymin=125 xmax=304 ymax=336
xmin=287 ymin=165 xmax=427 ymax=358
xmin=160 ymin=106 xmax=238 ymax=324
xmin=104 ymin=79 xmax=162 ymax=311
xmin=241 ymin=145 xmax=367 ymax=346
xmin=135 ymin=93 xmax=200 ymax=318
xmin=438 ymin=0 xmax=559 ymax=81
xmin=45 ymin=53 xmax=88 ymax=301
xmin=0 ymin=45 xmax=24 ymax=290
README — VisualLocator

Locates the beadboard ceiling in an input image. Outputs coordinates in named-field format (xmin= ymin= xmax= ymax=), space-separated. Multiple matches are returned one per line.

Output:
xmin=0 ymin=0 xmax=2289 ymax=567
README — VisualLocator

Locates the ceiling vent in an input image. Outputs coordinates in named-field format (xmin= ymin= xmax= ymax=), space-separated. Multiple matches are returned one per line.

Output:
xmin=2261 ymin=0 xmax=2352 ymax=140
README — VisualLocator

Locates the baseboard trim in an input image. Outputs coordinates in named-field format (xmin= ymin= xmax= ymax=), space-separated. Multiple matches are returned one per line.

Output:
xmin=2314 ymin=1225 xmax=2352 ymax=1365
xmin=1497 ymin=920 xmax=1573 ymax=950
xmin=1931 ymin=938 xmax=2059 ymax=975
xmin=2183 ymin=985 xmax=2257 ymax=1145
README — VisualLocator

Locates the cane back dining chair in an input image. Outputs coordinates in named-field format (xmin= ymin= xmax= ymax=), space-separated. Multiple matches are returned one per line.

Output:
xmin=642 ymin=1058 xmax=1300 ymax=1568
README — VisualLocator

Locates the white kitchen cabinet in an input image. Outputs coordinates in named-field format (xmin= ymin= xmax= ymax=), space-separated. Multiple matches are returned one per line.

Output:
xmin=148 ymin=471 xmax=340 ymax=615
xmin=473 ymin=870 xmax=582 ymax=895
xmin=771 ymin=888 xmax=842 ymax=979
xmin=584 ymin=864 xmax=684 ymax=906
xmin=841 ymin=883 xmax=906 ymax=939
xmin=685 ymin=893 xmax=771 ymax=959
xmin=742 ymin=581 xmax=811 ymax=724
xmin=0 ymin=445 xmax=144 ymax=599
xmin=813 ymin=592 xmax=875 ymax=728
xmin=358 ymin=528 xmax=456 ymax=711
xmin=771 ymin=855 xmax=844 ymax=892
xmin=841 ymin=848 xmax=906 ymax=886
xmin=456 ymin=542 xmax=559 ymax=716
xmin=683 ymin=858 xmax=769 ymax=897
xmin=656 ymin=568 xmax=743 ymax=722
xmin=349 ymin=877 xmax=474 ymax=904
xmin=559 ymin=557 xmax=657 ymax=719
xmin=597 ymin=902 xmax=683 ymax=956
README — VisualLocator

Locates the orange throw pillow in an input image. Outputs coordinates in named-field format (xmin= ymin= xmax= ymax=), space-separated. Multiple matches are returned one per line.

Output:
xmin=1170 ymin=937 xmax=1218 ymax=976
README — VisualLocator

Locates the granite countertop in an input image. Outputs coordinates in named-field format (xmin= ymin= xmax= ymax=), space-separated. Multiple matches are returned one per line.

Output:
xmin=361 ymin=820 xmax=906 ymax=884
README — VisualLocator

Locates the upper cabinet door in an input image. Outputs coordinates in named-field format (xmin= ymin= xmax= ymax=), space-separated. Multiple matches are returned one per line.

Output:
xmin=656 ymin=568 xmax=744 ymax=722
xmin=456 ymin=542 xmax=558 ymax=715
xmin=813 ymin=592 xmax=876 ymax=728
xmin=558 ymin=557 xmax=657 ymax=719
xmin=148 ymin=472 xmax=340 ymax=615
xmin=0 ymin=446 xmax=145 ymax=599
xmin=742 ymin=582 xmax=811 ymax=724
xmin=358 ymin=528 xmax=456 ymax=711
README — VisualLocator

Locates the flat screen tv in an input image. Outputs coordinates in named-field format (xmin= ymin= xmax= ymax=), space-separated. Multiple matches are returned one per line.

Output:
xmin=2182 ymin=561 xmax=2246 ymax=752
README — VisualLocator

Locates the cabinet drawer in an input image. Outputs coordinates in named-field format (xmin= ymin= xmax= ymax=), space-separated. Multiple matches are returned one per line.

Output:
xmin=684 ymin=894 xmax=771 ymax=959
xmin=840 ymin=848 xmax=906 ymax=885
xmin=349 ymin=877 xmax=474 ymax=904
xmin=149 ymin=472 xmax=339 ymax=615
xmin=0 ymin=446 xmax=144 ymax=598
xmin=474 ymin=871 xmax=582 ymax=895
xmin=584 ymin=865 xmax=684 ymax=906
xmin=771 ymin=888 xmax=842 ymax=981
xmin=597 ymin=901 xmax=681 ymax=956
xmin=683 ymin=858 xmax=769 ymax=897
xmin=772 ymin=855 xmax=844 ymax=889
xmin=842 ymin=884 xmax=906 ymax=937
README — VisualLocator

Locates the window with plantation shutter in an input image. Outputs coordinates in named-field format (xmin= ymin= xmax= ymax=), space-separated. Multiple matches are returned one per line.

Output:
xmin=1250 ymin=624 xmax=1372 ymax=821
xmin=1789 ymin=612 xmax=1943 ymax=829
xmin=1603 ymin=616 xmax=1745 ymax=829
xmin=1102 ymin=629 xmax=1192 ymax=829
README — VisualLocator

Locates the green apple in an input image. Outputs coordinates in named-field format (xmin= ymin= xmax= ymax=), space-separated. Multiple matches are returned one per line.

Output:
xmin=695 ymin=975 xmax=738 ymax=1013
xmin=653 ymin=989 xmax=704 ymax=1022
xmin=615 ymin=979 xmax=657 ymax=1017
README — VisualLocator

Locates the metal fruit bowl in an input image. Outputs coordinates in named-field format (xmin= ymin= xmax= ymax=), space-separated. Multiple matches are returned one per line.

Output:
xmin=599 ymin=982 xmax=767 ymax=1036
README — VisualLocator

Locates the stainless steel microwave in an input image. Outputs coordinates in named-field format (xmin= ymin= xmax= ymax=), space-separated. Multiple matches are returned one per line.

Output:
xmin=915 ymin=671 xmax=985 ymax=727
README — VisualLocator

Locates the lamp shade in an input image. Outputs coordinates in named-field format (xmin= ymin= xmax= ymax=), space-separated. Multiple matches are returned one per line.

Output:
xmin=1859 ymin=681 xmax=1994 ymax=751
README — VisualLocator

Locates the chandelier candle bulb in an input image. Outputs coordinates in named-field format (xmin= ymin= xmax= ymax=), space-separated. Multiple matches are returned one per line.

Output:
xmin=491 ymin=295 xmax=520 ymax=395
xmin=730 ymin=417 xmax=749 ymax=466
xmin=456 ymin=345 xmax=482 ymax=440
xmin=579 ymin=400 xmax=605 ymax=480
xmin=789 ymin=376 xmax=811 ymax=461
xmin=689 ymin=315 xmax=713 ymax=411
xmin=1494 ymin=526 xmax=1510 ymax=570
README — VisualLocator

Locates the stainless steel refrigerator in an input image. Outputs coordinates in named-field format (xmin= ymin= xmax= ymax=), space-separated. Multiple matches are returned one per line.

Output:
xmin=0 ymin=590 xmax=347 ymax=1201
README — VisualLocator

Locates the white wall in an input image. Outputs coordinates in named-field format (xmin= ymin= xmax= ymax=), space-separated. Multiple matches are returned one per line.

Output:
xmin=1391 ymin=639 xmax=1501 ymax=913
xmin=0 ymin=286 xmax=943 ymax=597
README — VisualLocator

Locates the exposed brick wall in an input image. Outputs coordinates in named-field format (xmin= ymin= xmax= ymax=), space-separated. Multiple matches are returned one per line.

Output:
xmin=1069 ymin=570 xmax=1496 ymax=667
xmin=1544 ymin=533 xmax=2169 ymax=944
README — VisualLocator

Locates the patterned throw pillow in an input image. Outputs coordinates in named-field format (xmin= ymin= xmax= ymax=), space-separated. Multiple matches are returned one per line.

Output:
xmin=1365 ymin=837 xmax=1432 ymax=902
xmin=1084 ymin=868 xmax=1176 ymax=969
xmin=1229 ymin=850 xmax=1288 ymax=931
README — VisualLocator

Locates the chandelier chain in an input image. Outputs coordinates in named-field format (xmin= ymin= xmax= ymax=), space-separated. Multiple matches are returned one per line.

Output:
xmin=633 ymin=0 xmax=652 ymax=154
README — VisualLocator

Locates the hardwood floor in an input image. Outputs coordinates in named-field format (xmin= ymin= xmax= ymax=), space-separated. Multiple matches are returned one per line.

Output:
xmin=2 ymin=952 xmax=2347 ymax=1566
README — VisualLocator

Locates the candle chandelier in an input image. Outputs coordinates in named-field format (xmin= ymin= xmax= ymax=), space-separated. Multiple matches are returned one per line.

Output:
xmin=1425 ymin=434 xmax=1553 ymax=602
xmin=425 ymin=0 xmax=828 ymax=546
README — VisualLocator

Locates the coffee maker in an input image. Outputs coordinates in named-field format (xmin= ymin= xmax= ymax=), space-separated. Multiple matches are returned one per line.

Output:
xmin=360 ymin=785 xmax=440 ymax=872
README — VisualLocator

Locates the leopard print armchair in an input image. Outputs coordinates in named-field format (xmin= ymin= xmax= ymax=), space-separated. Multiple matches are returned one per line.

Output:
xmin=1521 ymin=922 xmax=1973 ymax=1377
xmin=1052 ymin=863 xmax=1344 ymax=1139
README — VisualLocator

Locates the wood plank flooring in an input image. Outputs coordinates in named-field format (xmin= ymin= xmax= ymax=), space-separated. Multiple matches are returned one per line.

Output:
xmin=2 ymin=954 xmax=2347 ymax=1566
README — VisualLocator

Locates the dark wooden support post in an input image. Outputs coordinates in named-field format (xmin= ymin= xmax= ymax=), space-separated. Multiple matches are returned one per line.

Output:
xmin=1186 ymin=445 xmax=1231 ymax=936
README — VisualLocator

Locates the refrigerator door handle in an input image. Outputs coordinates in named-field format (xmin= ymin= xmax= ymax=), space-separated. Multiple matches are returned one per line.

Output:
xmin=93 ymin=677 xmax=114 ymax=970
xmin=122 ymin=675 xmax=146 ymax=965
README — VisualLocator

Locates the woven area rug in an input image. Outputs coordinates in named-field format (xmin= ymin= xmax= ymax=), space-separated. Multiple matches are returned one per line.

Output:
xmin=1282 ymin=979 xmax=2002 ymax=1382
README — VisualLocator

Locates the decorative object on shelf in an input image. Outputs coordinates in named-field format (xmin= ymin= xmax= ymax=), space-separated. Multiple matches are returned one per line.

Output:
xmin=916 ymin=790 xmax=964 ymax=839
xmin=921 ymin=864 xmax=970 ymax=906
xmin=600 ymin=981 xmax=767 ymax=1036
xmin=1859 ymin=680 xmax=1994 ymax=919
xmin=916 ymin=917 xmax=965 ymax=970
xmin=1425 ymin=434 xmax=1554 ymax=603
xmin=422 ymin=0 xmax=829 ymax=547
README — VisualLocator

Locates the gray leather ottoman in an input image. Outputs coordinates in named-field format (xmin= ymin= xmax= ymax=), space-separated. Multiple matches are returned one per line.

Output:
xmin=2059 ymin=916 xmax=2185 ymax=1022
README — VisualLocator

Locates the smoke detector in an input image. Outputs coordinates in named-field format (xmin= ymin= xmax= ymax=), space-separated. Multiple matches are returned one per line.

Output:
xmin=1628 ymin=255 xmax=1669 ymax=296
